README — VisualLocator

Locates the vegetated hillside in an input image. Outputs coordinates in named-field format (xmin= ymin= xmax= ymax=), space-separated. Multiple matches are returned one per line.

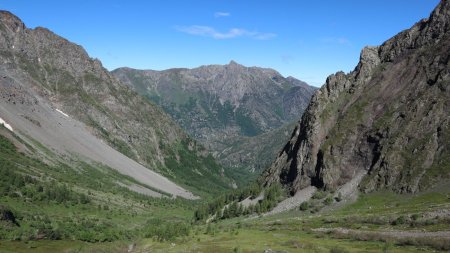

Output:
xmin=0 ymin=127 xmax=195 ymax=242
xmin=218 ymin=121 xmax=297 ymax=171
xmin=263 ymin=0 xmax=450 ymax=194
xmin=0 ymin=10 xmax=233 ymax=197
xmin=113 ymin=62 xmax=316 ymax=172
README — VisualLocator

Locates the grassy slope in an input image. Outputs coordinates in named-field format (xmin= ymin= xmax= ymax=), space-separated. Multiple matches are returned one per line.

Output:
xmin=0 ymin=130 xmax=196 ymax=243
xmin=138 ymin=188 xmax=449 ymax=253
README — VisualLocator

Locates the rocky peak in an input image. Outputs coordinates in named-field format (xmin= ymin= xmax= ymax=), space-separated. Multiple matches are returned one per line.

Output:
xmin=379 ymin=0 xmax=450 ymax=63
xmin=228 ymin=60 xmax=240 ymax=66
xmin=429 ymin=0 xmax=450 ymax=29
xmin=0 ymin=13 xmax=105 ymax=80
xmin=226 ymin=60 xmax=246 ymax=72
xmin=0 ymin=11 xmax=25 ymax=33
xmin=357 ymin=46 xmax=381 ymax=72
xmin=419 ymin=0 xmax=450 ymax=41
xmin=353 ymin=46 xmax=381 ymax=85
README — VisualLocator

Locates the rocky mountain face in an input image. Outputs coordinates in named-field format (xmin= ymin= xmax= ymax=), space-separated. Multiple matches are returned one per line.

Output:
xmin=0 ymin=11 xmax=233 ymax=197
xmin=263 ymin=0 xmax=450 ymax=194
xmin=113 ymin=62 xmax=316 ymax=172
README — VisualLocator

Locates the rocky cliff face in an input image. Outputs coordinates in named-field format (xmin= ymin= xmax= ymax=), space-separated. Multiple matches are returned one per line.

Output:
xmin=0 ymin=11 xmax=233 ymax=196
xmin=263 ymin=0 xmax=450 ymax=194
xmin=113 ymin=63 xmax=316 ymax=172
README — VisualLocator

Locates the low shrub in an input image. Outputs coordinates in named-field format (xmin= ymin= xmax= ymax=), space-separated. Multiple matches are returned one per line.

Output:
xmin=391 ymin=215 xmax=407 ymax=226
xmin=330 ymin=246 xmax=349 ymax=253
xmin=299 ymin=202 xmax=309 ymax=211
xmin=312 ymin=190 xmax=327 ymax=200
xmin=324 ymin=197 xmax=334 ymax=205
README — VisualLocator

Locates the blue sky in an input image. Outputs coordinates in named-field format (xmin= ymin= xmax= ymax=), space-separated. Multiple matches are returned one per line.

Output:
xmin=1 ymin=0 xmax=440 ymax=87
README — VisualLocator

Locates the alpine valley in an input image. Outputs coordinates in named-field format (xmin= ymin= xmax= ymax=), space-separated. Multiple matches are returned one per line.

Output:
xmin=0 ymin=1 xmax=449 ymax=253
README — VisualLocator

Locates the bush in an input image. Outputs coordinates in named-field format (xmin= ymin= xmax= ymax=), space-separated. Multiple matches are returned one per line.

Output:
xmin=299 ymin=202 xmax=309 ymax=211
xmin=142 ymin=219 xmax=191 ymax=242
xmin=391 ymin=215 xmax=407 ymax=226
xmin=330 ymin=247 xmax=349 ymax=253
xmin=324 ymin=197 xmax=333 ymax=205
xmin=411 ymin=214 xmax=420 ymax=221
xmin=312 ymin=190 xmax=327 ymax=199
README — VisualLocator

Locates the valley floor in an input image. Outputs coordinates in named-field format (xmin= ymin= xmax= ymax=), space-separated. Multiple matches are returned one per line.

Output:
xmin=1 ymin=185 xmax=449 ymax=253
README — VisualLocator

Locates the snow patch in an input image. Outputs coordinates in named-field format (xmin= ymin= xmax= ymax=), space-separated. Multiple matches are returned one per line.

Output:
xmin=56 ymin=109 xmax=69 ymax=118
xmin=0 ymin=117 xmax=13 ymax=132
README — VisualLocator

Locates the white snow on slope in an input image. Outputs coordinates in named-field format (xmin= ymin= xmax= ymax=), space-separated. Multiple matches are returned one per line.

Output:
xmin=0 ymin=116 xmax=13 ymax=132
xmin=56 ymin=109 xmax=69 ymax=118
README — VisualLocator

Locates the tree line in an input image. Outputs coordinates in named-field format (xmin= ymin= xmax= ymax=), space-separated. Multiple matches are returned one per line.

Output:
xmin=194 ymin=182 xmax=284 ymax=222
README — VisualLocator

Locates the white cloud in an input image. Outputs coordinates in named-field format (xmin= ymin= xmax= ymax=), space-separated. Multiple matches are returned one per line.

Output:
xmin=176 ymin=25 xmax=276 ymax=40
xmin=214 ymin=12 xmax=230 ymax=18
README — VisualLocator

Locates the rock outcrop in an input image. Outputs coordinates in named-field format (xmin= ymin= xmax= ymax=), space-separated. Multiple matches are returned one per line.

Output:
xmin=262 ymin=0 xmax=450 ymax=194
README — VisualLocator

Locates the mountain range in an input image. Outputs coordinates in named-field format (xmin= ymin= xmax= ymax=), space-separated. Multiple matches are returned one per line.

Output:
xmin=113 ymin=63 xmax=316 ymax=172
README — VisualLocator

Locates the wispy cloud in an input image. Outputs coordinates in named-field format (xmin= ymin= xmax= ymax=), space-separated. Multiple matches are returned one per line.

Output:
xmin=320 ymin=37 xmax=351 ymax=45
xmin=214 ymin=12 xmax=230 ymax=18
xmin=175 ymin=25 xmax=276 ymax=40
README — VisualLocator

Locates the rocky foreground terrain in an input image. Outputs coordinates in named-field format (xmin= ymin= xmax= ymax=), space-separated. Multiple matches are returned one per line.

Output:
xmin=263 ymin=0 xmax=450 ymax=194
